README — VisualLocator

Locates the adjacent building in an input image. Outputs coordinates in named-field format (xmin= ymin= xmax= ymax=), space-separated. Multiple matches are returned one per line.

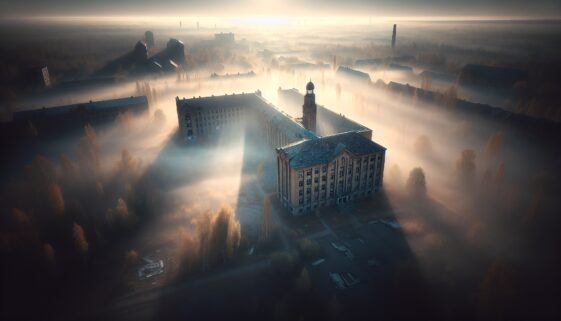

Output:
xmin=14 ymin=96 xmax=149 ymax=136
xmin=337 ymin=66 xmax=371 ymax=82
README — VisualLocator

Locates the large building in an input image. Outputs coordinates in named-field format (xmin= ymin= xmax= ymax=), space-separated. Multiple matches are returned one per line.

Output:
xmin=176 ymin=82 xmax=386 ymax=215
xmin=277 ymin=131 xmax=385 ymax=214
xmin=176 ymin=92 xmax=317 ymax=147
xmin=14 ymin=96 xmax=149 ymax=136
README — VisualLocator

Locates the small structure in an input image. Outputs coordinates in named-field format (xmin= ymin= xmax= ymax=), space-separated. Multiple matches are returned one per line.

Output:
xmin=138 ymin=260 xmax=164 ymax=280
xmin=214 ymin=32 xmax=235 ymax=45
xmin=337 ymin=66 xmax=371 ymax=83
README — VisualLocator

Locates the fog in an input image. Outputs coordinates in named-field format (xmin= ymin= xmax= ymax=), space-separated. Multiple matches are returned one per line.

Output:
xmin=1 ymin=18 xmax=561 ymax=320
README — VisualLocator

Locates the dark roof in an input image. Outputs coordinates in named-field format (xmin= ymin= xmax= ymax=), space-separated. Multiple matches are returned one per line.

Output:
xmin=462 ymin=64 xmax=527 ymax=80
xmin=337 ymin=66 xmax=371 ymax=81
xmin=306 ymin=81 xmax=315 ymax=91
xmin=278 ymin=131 xmax=385 ymax=169
xmin=14 ymin=96 xmax=148 ymax=120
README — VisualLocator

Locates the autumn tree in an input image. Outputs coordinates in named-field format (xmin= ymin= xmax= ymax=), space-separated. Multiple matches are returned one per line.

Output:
xmin=260 ymin=195 xmax=273 ymax=244
xmin=456 ymin=149 xmax=477 ymax=188
xmin=406 ymin=167 xmax=427 ymax=197
xmin=413 ymin=135 xmax=433 ymax=157
xmin=485 ymin=131 xmax=503 ymax=160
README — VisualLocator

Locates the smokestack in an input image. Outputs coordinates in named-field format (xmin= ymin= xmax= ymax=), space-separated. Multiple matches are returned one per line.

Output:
xmin=391 ymin=24 xmax=397 ymax=49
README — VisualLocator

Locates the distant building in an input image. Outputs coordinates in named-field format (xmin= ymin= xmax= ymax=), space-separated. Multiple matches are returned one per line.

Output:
xmin=176 ymin=82 xmax=386 ymax=216
xmin=14 ymin=96 xmax=149 ymax=136
xmin=210 ymin=71 xmax=256 ymax=79
xmin=302 ymin=81 xmax=317 ymax=132
xmin=145 ymin=31 xmax=155 ymax=49
xmin=459 ymin=64 xmax=528 ymax=91
xmin=388 ymin=63 xmax=413 ymax=72
xmin=133 ymin=41 xmax=149 ymax=62
xmin=337 ymin=66 xmax=371 ymax=82
xmin=391 ymin=24 xmax=397 ymax=49
xmin=165 ymin=38 xmax=185 ymax=64
xmin=214 ymin=32 xmax=235 ymax=45
xmin=355 ymin=58 xmax=384 ymax=67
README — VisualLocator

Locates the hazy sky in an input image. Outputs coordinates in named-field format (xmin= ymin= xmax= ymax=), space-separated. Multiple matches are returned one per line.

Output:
xmin=0 ymin=0 xmax=560 ymax=18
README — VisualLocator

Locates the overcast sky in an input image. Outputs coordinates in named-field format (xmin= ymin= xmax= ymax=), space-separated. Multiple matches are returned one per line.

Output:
xmin=1 ymin=0 xmax=560 ymax=18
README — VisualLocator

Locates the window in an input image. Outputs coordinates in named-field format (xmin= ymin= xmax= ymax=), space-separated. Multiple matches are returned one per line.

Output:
xmin=322 ymin=166 xmax=327 ymax=173
xmin=299 ymin=181 xmax=303 ymax=187
xmin=307 ymin=179 xmax=312 ymax=185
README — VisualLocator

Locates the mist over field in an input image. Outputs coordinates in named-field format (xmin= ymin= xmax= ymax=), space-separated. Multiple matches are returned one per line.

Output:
xmin=1 ymin=15 xmax=561 ymax=321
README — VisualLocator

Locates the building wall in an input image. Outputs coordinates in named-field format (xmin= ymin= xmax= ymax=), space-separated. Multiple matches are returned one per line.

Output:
xmin=279 ymin=149 xmax=385 ymax=215
xmin=177 ymin=94 xmax=315 ymax=147
xmin=178 ymin=104 xmax=251 ymax=142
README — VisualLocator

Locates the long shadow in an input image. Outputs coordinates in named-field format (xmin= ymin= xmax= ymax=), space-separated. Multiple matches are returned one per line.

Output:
xmin=96 ymin=127 xmax=443 ymax=321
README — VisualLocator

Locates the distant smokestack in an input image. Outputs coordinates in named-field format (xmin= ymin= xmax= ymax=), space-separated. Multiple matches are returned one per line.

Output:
xmin=391 ymin=24 xmax=397 ymax=49
xmin=333 ymin=56 xmax=337 ymax=71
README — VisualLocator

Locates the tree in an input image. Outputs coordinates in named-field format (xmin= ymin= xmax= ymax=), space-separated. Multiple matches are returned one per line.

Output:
xmin=485 ymin=132 xmax=503 ymax=160
xmin=260 ymin=195 xmax=273 ymax=244
xmin=413 ymin=135 xmax=433 ymax=157
xmin=406 ymin=167 xmax=427 ymax=197
xmin=456 ymin=149 xmax=477 ymax=188
xmin=48 ymin=183 xmax=65 ymax=215
xmin=72 ymin=223 xmax=89 ymax=257
xmin=495 ymin=163 xmax=506 ymax=194
xmin=421 ymin=75 xmax=432 ymax=91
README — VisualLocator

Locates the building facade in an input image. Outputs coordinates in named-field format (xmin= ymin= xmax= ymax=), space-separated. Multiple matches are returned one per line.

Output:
xmin=276 ymin=132 xmax=385 ymax=215
xmin=176 ymin=92 xmax=316 ymax=146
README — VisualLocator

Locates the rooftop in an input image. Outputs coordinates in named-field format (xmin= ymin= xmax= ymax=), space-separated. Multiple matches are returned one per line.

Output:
xmin=337 ymin=66 xmax=371 ymax=81
xmin=14 ymin=96 xmax=149 ymax=121
xmin=277 ymin=131 xmax=386 ymax=169
xmin=176 ymin=93 xmax=317 ymax=141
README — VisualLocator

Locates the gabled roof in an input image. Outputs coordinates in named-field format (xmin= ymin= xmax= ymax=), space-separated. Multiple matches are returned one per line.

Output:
xmin=278 ymin=131 xmax=385 ymax=169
